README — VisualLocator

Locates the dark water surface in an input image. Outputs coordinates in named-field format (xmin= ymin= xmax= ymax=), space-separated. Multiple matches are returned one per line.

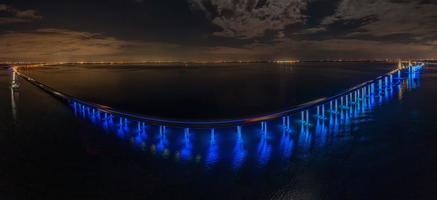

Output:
xmin=1 ymin=63 xmax=437 ymax=200
xmin=23 ymin=62 xmax=392 ymax=120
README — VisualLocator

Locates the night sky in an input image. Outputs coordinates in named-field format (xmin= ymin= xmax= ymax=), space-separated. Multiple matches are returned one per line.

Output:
xmin=1 ymin=0 xmax=437 ymax=62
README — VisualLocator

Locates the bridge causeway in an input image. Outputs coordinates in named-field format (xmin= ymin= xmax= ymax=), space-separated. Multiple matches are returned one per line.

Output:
xmin=12 ymin=62 xmax=424 ymax=130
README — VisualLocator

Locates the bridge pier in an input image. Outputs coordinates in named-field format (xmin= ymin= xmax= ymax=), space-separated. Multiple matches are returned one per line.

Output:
xmin=237 ymin=126 xmax=242 ymax=137
xmin=345 ymin=95 xmax=349 ymax=107
xmin=137 ymin=122 xmax=142 ymax=132
xmin=260 ymin=121 xmax=268 ymax=134
xmin=159 ymin=125 xmax=166 ymax=136
xmin=322 ymin=105 xmax=325 ymax=119
xmin=210 ymin=128 xmax=215 ymax=143
xmin=300 ymin=110 xmax=311 ymax=126
xmin=184 ymin=128 xmax=190 ymax=139
xmin=316 ymin=106 xmax=326 ymax=120
xmin=282 ymin=116 xmax=291 ymax=131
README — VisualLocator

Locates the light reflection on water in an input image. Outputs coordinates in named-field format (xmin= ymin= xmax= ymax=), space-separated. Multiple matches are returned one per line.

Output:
xmin=69 ymin=72 xmax=421 ymax=170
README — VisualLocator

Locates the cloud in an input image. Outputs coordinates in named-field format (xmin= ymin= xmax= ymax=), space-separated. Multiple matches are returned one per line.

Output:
xmin=320 ymin=0 xmax=437 ymax=40
xmin=0 ymin=28 xmax=181 ymax=62
xmin=0 ymin=4 xmax=42 ymax=24
xmin=188 ymin=0 xmax=437 ymax=59
xmin=260 ymin=0 xmax=437 ymax=59
xmin=190 ymin=0 xmax=310 ymax=39
xmin=2 ymin=1 xmax=436 ymax=61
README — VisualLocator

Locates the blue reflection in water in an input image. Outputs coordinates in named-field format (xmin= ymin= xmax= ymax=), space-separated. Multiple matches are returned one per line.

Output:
xmin=257 ymin=131 xmax=272 ymax=167
xmin=315 ymin=119 xmax=327 ymax=148
xmin=329 ymin=112 xmax=339 ymax=136
xmin=298 ymin=125 xmax=312 ymax=154
xmin=180 ymin=128 xmax=193 ymax=161
xmin=68 ymin=67 xmax=422 ymax=170
xmin=117 ymin=125 xmax=126 ymax=138
xmin=279 ymin=127 xmax=293 ymax=160
xmin=232 ymin=127 xmax=247 ymax=170
xmin=205 ymin=129 xmax=219 ymax=167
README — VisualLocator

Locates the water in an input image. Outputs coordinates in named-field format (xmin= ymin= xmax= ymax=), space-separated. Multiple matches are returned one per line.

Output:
xmin=1 ymin=63 xmax=436 ymax=200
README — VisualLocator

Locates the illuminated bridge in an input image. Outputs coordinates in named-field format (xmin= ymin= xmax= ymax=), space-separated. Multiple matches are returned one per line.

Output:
xmin=9 ymin=63 xmax=424 ymax=167
xmin=13 ymin=62 xmax=424 ymax=129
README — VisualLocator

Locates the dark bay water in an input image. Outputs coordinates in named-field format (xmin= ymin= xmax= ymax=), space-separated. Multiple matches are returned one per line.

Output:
xmin=23 ymin=62 xmax=392 ymax=120
xmin=1 ymin=63 xmax=437 ymax=200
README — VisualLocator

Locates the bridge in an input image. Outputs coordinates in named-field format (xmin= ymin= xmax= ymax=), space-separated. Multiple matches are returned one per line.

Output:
xmin=6 ymin=61 xmax=425 ymax=166
xmin=11 ymin=61 xmax=424 ymax=129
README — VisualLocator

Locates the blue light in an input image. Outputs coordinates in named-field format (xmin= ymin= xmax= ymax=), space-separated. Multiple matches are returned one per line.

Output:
xmin=298 ymin=125 xmax=311 ymax=153
xmin=156 ymin=129 xmax=167 ymax=153
xmin=279 ymin=128 xmax=293 ymax=159
xmin=116 ymin=125 xmax=126 ymax=138
xmin=205 ymin=129 xmax=219 ymax=167
xmin=256 ymin=132 xmax=272 ymax=166
xmin=135 ymin=130 xmax=146 ymax=145
xmin=180 ymin=128 xmax=192 ymax=161
xmin=322 ymin=105 xmax=325 ymax=119
xmin=137 ymin=121 xmax=142 ymax=132
xmin=301 ymin=111 xmax=305 ymax=124
xmin=232 ymin=127 xmax=246 ymax=170
xmin=261 ymin=121 xmax=268 ymax=135
xmin=237 ymin=126 xmax=242 ymax=136
xmin=73 ymin=102 xmax=78 ymax=116
xmin=282 ymin=116 xmax=286 ymax=128
xmin=282 ymin=116 xmax=292 ymax=133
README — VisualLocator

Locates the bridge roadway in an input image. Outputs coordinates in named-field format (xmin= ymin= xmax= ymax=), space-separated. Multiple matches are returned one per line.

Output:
xmin=12 ymin=63 xmax=424 ymax=128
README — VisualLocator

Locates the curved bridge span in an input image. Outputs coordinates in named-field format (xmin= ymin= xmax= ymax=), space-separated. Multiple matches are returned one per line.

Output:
xmin=14 ymin=63 xmax=424 ymax=129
